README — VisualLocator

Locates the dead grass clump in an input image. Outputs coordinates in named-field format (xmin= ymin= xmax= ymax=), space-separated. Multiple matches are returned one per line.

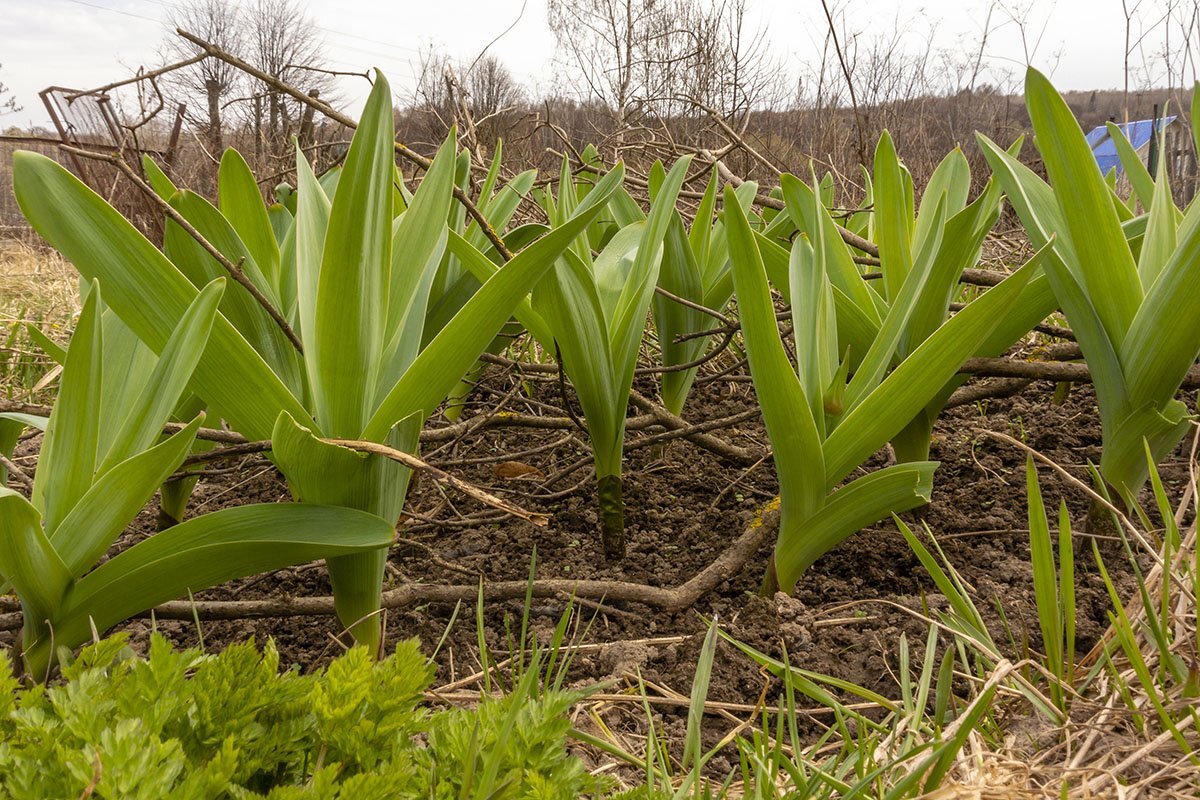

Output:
xmin=0 ymin=238 xmax=76 ymax=399
xmin=0 ymin=238 xmax=77 ymax=329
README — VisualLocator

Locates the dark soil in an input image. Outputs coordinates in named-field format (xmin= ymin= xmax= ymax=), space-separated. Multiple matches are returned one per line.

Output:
xmin=6 ymin=370 xmax=1191 ymax=758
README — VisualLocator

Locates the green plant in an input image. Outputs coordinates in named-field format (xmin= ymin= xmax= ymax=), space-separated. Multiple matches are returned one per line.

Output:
xmin=650 ymin=169 xmax=759 ymax=417
xmin=13 ymin=72 xmax=625 ymax=653
xmin=0 ymin=634 xmax=610 ymax=798
xmin=724 ymin=182 xmax=1040 ymax=593
xmin=977 ymin=69 xmax=1200 ymax=504
xmin=0 ymin=283 xmax=394 ymax=679
xmin=532 ymin=155 xmax=690 ymax=557
xmin=454 ymin=154 xmax=690 ymax=557
xmin=422 ymin=143 xmax=538 ymax=420
xmin=779 ymin=138 xmax=1058 ymax=465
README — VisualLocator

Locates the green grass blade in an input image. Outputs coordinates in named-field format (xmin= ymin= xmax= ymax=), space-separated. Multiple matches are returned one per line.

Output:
xmin=1026 ymin=456 xmax=1063 ymax=698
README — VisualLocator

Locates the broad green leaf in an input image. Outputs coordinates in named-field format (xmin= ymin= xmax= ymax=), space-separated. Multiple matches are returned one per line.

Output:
xmin=913 ymin=148 xmax=970 ymax=254
xmin=363 ymin=163 xmax=626 ymax=441
xmin=975 ymin=134 xmax=1068 ymax=254
xmin=1123 ymin=197 xmax=1200 ymax=408
xmin=1105 ymin=121 xmax=1156 ymax=209
xmin=1039 ymin=249 xmax=1128 ymax=423
xmin=97 ymin=280 xmax=223 ymax=473
xmin=609 ymin=157 xmax=691 ymax=375
xmin=272 ymin=410 xmax=419 ymax=650
xmin=824 ymin=255 xmax=1038 ymax=486
xmin=465 ymin=167 xmax=537 ymax=253
xmin=26 ymin=323 xmax=66 ymax=364
xmin=310 ymin=74 xmax=396 ymax=436
xmin=1102 ymin=400 xmax=1191 ymax=501
xmin=219 ymin=148 xmax=281 ymax=292
xmin=0 ymin=418 xmax=23 ymax=487
xmin=377 ymin=136 xmax=457 ymax=404
xmin=1136 ymin=135 xmax=1180 ymax=288
xmin=780 ymin=173 xmax=880 ymax=325
xmin=12 ymin=151 xmax=309 ymax=441
xmin=141 ymin=155 xmax=178 ymax=200
xmin=0 ymin=487 xmax=69 ymax=631
xmin=654 ymin=214 xmax=710 ymax=415
xmin=537 ymin=248 xmax=621 ymax=474
xmin=162 ymin=191 xmax=303 ymax=399
xmin=35 ymin=286 xmax=102 ymax=534
xmin=874 ymin=131 xmax=914 ymax=303
xmin=788 ymin=233 xmax=836 ymax=428
xmin=1026 ymin=67 xmax=1142 ymax=344
xmin=903 ymin=185 xmax=1003 ymax=355
xmin=774 ymin=463 xmax=936 ymax=589
xmin=52 ymin=416 xmax=204 ymax=578
xmin=725 ymin=185 xmax=824 ymax=520
xmin=94 ymin=309 xmax=157 ymax=461
xmin=293 ymin=145 xmax=331 ymax=403
xmin=688 ymin=170 xmax=720 ymax=269
xmin=445 ymin=229 xmax=554 ymax=346
xmin=590 ymin=223 xmax=644 ymax=332
xmin=45 ymin=503 xmax=396 ymax=666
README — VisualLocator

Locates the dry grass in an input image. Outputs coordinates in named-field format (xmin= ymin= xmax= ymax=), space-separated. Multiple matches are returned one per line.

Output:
xmin=0 ymin=238 xmax=77 ymax=325
xmin=0 ymin=238 xmax=76 ymax=400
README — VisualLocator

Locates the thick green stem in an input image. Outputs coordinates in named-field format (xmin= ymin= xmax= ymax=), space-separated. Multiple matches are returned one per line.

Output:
xmin=326 ymin=549 xmax=387 ymax=656
xmin=759 ymin=556 xmax=780 ymax=597
xmin=19 ymin=623 xmax=52 ymax=683
xmin=890 ymin=414 xmax=934 ymax=465
xmin=271 ymin=412 xmax=421 ymax=657
xmin=597 ymin=473 xmax=625 ymax=559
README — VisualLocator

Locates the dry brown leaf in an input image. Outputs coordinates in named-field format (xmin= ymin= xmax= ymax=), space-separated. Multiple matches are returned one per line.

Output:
xmin=493 ymin=461 xmax=545 ymax=480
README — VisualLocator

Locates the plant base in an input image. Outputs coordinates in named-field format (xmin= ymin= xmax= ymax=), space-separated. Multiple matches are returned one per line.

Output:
xmin=597 ymin=474 xmax=626 ymax=559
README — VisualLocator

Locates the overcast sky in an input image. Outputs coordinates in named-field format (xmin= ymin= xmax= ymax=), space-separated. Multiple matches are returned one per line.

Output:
xmin=0 ymin=0 xmax=1182 ymax=129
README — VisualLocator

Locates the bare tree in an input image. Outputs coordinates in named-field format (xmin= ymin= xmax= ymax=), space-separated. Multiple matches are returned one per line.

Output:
xmin=546 ymin=0 xmax=781 ymax=151
xmin=245 ymin=0 xmax=335 ymax=150
xmin=465 ymin=56 xmax=524 ymax=121
xmin=160 ymin=0 xmax=243 ymax=159
xmin=411 ymin=49 xmax=524 ymax=157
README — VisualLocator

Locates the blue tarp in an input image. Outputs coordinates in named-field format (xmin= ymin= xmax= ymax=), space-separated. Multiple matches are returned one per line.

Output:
xmin=1086 ymin=116 xmax=1176 ymax=176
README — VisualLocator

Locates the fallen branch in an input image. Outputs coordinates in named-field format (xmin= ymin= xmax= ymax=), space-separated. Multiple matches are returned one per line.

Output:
xmin=0 ymin=501 xmax=779 ymax=627
xmin=962 ymin=356 xmax=1200 ymax=388
xmin=326 ymin=438 xmax=548 ymax=526
xmin=627 ymin=389 xmax=760 ymax=465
